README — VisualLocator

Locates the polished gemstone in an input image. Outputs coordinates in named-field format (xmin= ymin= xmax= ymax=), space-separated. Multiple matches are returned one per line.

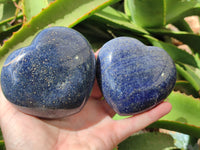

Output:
xmin=96 ymin=37 xmax=176 ymax=116
xmin=1 ymin=27 xmax=96 ymax=118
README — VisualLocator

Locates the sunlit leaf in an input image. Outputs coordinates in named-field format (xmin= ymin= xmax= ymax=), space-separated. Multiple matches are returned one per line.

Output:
xmin=125 ymin=0 xmax=164 ymax=27
xmin=114 ymin=92 xmax=200 ymax=138
xmin=118 ymin=132 xmax=176 ymax=150
xmin=176 ymin=63 xmax=200 ymax=91
xmin=165 ymin=0 xmax=200 ymax=23
xmin=91 ymin=6 xmax=148 ymax=35
xmin=149 ymin=92 xmax=200 ymax=138
xmin=22 ymin=0 xmax=48 ymax=22
xmin=48 ymin=0 xmax=55 ymax=3
xmin=125 ymin=0 xmax=200 ymax=28
xmin=0 ymin=0 xmax=16 ymax=21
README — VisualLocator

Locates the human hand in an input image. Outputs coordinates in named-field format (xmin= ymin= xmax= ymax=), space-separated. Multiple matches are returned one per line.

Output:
xmin=0 ymin=52 xmax=172 ymax=150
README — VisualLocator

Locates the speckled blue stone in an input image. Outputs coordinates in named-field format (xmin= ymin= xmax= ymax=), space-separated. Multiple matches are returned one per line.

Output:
xmin=1 ymin=27 xmax=96 ymax=118
xmin=96 ymin=37 xmax=176 ymax=116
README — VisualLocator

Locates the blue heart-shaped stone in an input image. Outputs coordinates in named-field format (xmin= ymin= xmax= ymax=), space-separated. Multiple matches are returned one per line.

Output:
xmin=96 ymin=37 xmax=176 ymax=116
xmin=1 ymin=27 xmax=96 ymax=118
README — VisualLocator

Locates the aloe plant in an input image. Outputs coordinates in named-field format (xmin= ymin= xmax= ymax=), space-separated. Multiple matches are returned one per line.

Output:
xmin=0 ymin=0 xmax=200 ymax=149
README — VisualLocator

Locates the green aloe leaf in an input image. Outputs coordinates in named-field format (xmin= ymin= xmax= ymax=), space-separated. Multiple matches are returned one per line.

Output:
xmin=22 ymin=0 xmax=48 ymax=22
xmin=174 ymin=80 xmax=199 ymax=98
xmin=91 ymin=6 xmax=148 ymax=35
xmin=0 ymin=0 xmax=17 ymax=21
xmin=0 ymin=129 xmax=3 ymax=140
xmin=165 ymin=0 xmax=200 ymax=23
xmin=0 ymin=140 xmax=5 ymax=150
xmin=124 ymin=0 xmax=164 ymax=28
xmin=0 ymin=23 xmax=22 ymax=44
xmin=124 ymin=0 xmax=131 ymax=19
xmin=48 ymin=0 xmax=55 ymax=3
xmin=74 ymin=19 xmax=113 ymax=52
xmin=125 ymin=0 xmax=200 ymax=28
xmin=144 ymin=35 xmax=197 ymax=67
xmin=176 ymin=63 xmax=200 ymax=92
xmin=0 ymin=15 xmax=23 ymax=44
xmin=149 ymin=92 xmax=200 ymax=138
xmin=148 ymin=28 xmax=200 ymax=54
xmin=172 ymin=19 xmax=193 ymax=33
xmin=0 ymin=0 xmax=119 ymax=75
xmin=118 ymin=132 xmax=176 ymax=150
xmin=0 ymin=129 xmax=4 ymax=150
xmin=0 ymin=0 xmax=6 ymax=3
xmin=114 ymin=92 xmax=200 ymax=138
xmin=0 ymin=15 xmax=22 ymax=32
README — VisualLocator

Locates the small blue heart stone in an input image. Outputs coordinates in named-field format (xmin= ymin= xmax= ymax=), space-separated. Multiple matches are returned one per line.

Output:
xmin=1 ymin=27 xmax=96 ymax=118
xmin=96 ymin=37 xmax=176 ymax=116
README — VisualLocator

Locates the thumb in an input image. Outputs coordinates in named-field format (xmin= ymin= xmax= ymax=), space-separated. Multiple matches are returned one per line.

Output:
xmin=111 ymin=102 xmax=172 ymax=145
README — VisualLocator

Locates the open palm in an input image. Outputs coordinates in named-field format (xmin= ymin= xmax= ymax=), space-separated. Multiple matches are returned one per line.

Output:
xmin=0 ymin=79 xmax=171 ymax=150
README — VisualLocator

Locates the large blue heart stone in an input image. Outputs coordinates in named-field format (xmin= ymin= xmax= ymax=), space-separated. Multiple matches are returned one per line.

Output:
xmin=96 ymin=37 xmax=176 ymax=116
xmin=1 ymin=27 xmax=96 ymax=118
